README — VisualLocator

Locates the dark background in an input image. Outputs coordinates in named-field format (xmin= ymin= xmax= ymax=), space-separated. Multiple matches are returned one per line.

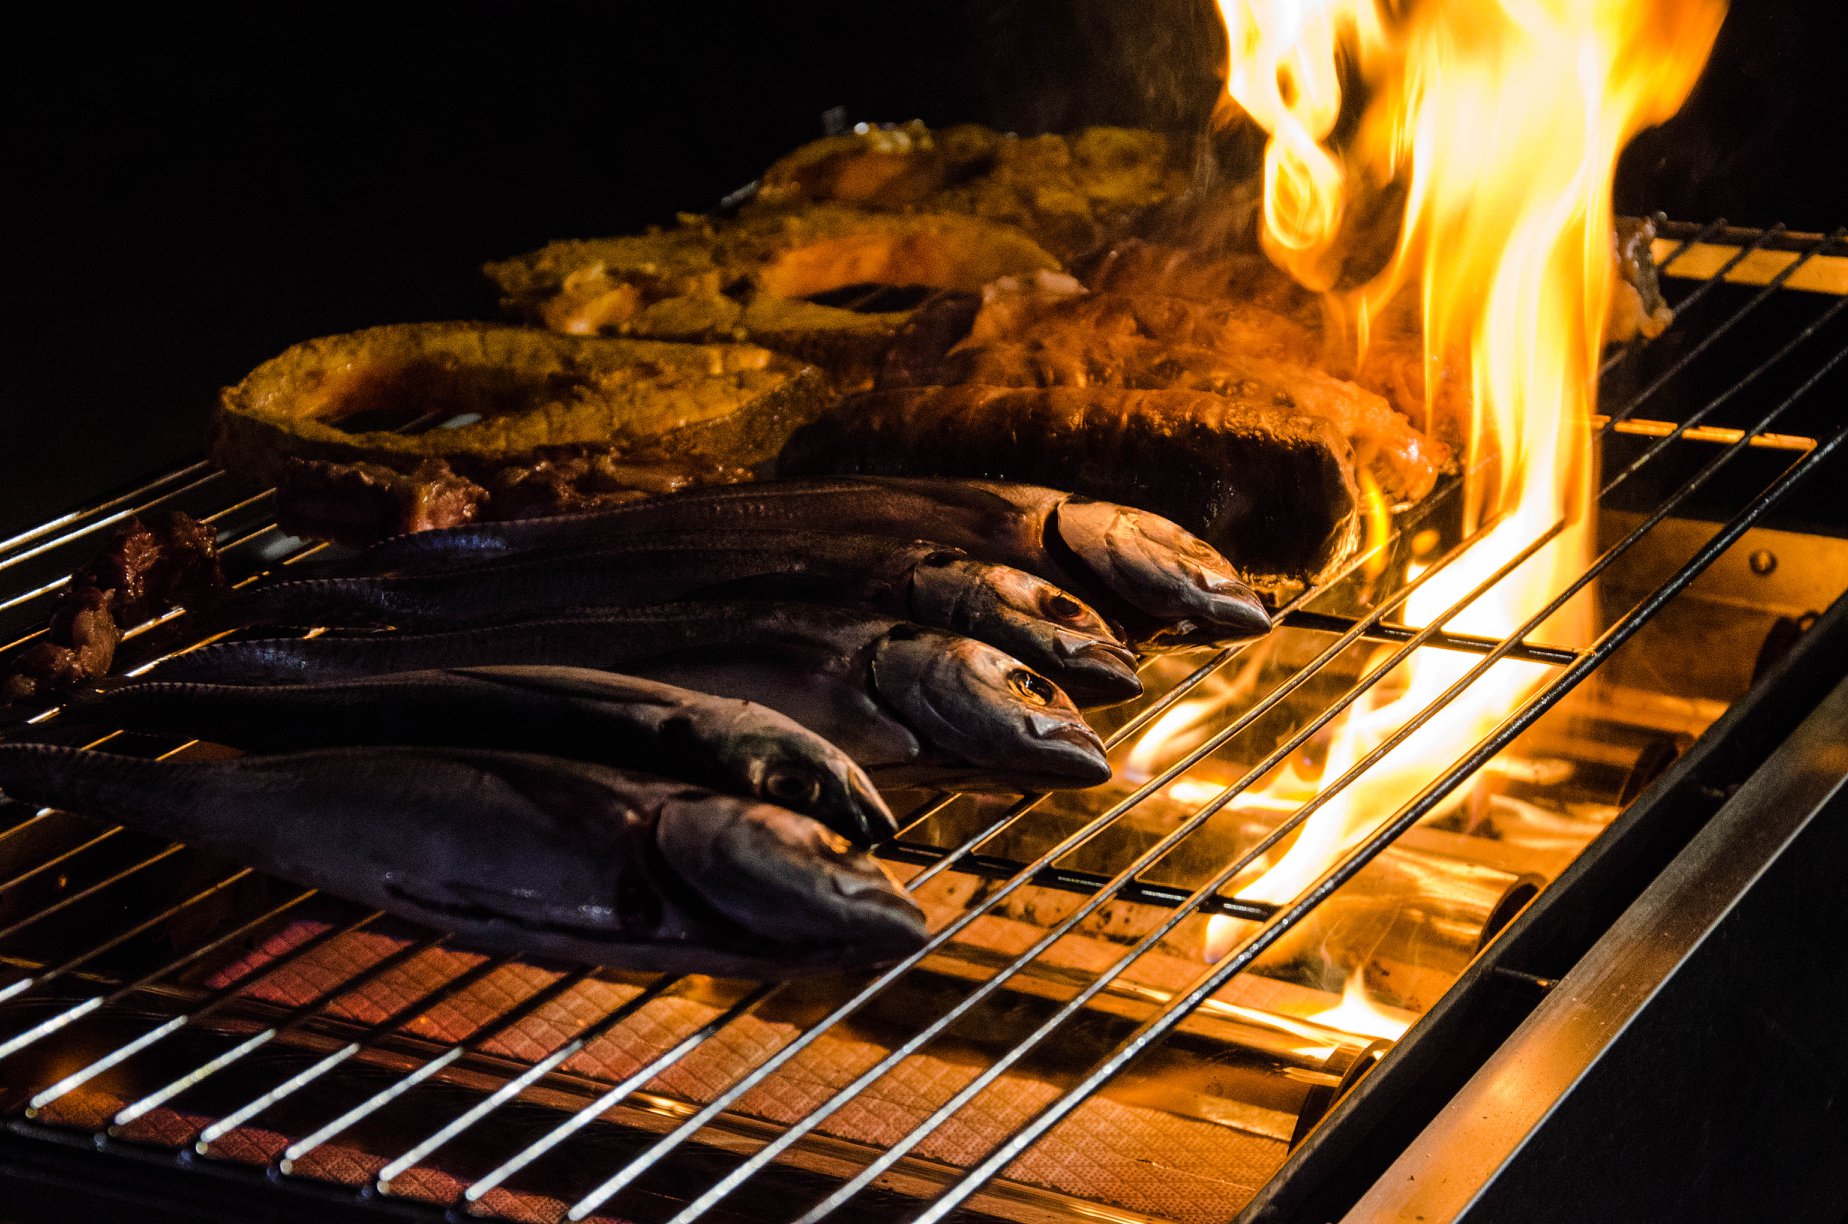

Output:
xmin=1 ymin=0 xmax=1841 ymax=537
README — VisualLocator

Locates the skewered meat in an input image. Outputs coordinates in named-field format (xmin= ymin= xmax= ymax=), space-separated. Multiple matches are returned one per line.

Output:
xmin=222 ymin=532 xmax=1141 ymax=705
xmin=209 ymin=322 xmax=828 ymax=543
xmin=485 ymin=207 xmax=1061 ymax=387
xmin=0 ymin=744 xmax=926 ymax=977
xmin=338 ymin=477 xmax=1271 ymax=646
xmin=1 ymin=512 xmax=222 ymax=704
xmin=780 ymin=387 xmax=1361 ymax=592
xmin=152 ymin=601 xmax=1112 ymax=794
xmin=85 ymin=667 xmax=895 ymax=845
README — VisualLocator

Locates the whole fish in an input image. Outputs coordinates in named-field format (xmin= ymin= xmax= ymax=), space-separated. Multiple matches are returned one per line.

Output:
xmin=153 ymin=602 xmax=1111 ymax=793
xmin=223 ymin=531 xmax=1140 ymax=705
xmin=0 ymin=744 xmax=926 ymax=977
xmin=337 ymin=477 xmax=1271 ymax=646
xmin=85 ymin=667 xmax=895 ymax=845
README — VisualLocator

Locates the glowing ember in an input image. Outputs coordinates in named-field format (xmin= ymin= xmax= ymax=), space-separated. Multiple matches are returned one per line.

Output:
xmin=1197 ymin=0 xmax=1725 ymax=975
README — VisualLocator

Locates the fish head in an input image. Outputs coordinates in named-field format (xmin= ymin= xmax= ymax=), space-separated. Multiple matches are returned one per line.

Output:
xmin=1052 ymin=497 xmax=1272 ymax=642
xmin=654 ymin=793 xmax=927 ymax=964
xmin=870 ymin=627 xmax=1110 ymax=790
xmin=718 ymin=703 xmax=898 ymax=846
xmin=908 ymin=557 xmax=1141 ymax=706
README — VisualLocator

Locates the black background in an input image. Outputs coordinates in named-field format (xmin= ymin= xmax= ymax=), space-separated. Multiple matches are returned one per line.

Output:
xmin=1 ymin=0 xmax=1841 ymax=537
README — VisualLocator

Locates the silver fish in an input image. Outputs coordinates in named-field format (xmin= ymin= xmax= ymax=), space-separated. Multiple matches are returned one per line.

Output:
xmin=0 ymin=744 xmax=927 ymax=977
xmin=338 ymin=477 xmax=1271 ymax=644
xmin=87 ymin=666 xmax=895 ymax=844
xmin=225 ymin=531 xmax=1140 ymax=705
xmin=154 ymin=602 xmax=1111 ymax=792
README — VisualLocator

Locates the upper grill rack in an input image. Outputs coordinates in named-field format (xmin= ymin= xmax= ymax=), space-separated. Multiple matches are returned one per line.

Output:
xmin=0 ymin=218 xmax=1844 ymax=1224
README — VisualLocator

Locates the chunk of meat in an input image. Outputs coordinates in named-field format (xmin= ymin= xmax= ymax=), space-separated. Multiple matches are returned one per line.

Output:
xmin=2 ymin=512 xmax=223 ymax=703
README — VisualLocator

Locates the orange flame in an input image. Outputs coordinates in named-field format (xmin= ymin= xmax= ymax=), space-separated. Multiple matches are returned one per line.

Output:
xmin=1199 ymin=0 xmax=1724 ymax=980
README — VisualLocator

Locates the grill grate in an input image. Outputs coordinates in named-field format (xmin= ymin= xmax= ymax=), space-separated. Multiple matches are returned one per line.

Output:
xmin=1 ymin=219 xmax=1846 ymax=1223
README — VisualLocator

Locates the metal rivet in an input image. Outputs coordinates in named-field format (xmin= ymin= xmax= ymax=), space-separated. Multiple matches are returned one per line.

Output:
xmin=1749 ymin=549 xmax=1777 ymax=576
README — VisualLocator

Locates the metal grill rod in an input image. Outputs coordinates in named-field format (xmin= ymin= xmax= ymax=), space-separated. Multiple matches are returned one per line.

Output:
xmin=904 ymin=306 xmax=1848 ymax=1224
xmin=0 ymin=883 xmax=313 ymax=1063
xmin=371 ymin=975 xmax=749 ymax=1193
xmin=193 ymin=950 xmax=514 ymax=1151
xmin=276 ymin=966 xmax=601 ymax=1170
xmin=20 ymin=909 xmax=384 ymax=1110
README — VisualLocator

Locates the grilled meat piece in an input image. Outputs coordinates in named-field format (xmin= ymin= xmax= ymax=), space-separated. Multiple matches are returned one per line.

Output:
xmin=0 ymin=743 xmax=926 ymax=977
xmin=780 ymin=387 xmax=1361 ymax=592
xmin=224 ymin=532 xmax=1140 ymax=705
xmin=338 ymin=477 xmax=1270 ymax=646
xmin=2 ymin=512 xmax=222 ymax=704
xmin=1608 ymin=215 xmax=1675 ymax=343
xmin=885 ymin=333 xmax=1447 ymax=505
xmin=87 ymin=667 xmax=895 ymax=845
xmin=153 ymin=601 xmax=1112 ymax=794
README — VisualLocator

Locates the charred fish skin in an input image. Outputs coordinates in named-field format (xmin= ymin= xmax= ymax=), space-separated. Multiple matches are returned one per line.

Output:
xmin=225 ymin=532 xmax=1141 ymax=705
xmin=0 ymin=744 xmax=927 ymax=977
xmin=87 ymin=666 xmax=896 ymax=845
xmin=341 ymin=476 xmax=1269 ymax=645
xmin=152 ymin=602 xmax=1113 ymax=793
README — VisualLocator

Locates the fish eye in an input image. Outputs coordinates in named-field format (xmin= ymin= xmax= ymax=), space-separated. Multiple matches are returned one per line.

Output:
xmin=1184 ymin=538 xmax=1221 ymax=560
xmin=763 ymin=766 xmax=823 ymax=809
xmin=1043 ymin=592 xmax=1088 ymax=622
xmin=1008 ymin=670 xmax=1058 ymax=705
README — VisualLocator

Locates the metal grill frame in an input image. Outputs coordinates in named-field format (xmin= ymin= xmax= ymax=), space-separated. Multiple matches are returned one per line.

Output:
xmin=0 ymin=219 xmax=1845 ymax=1224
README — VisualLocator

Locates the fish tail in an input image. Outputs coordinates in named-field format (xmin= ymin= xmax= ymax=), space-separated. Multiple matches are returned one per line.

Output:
xmin=0 ymin=743 xmax=206 ymax=835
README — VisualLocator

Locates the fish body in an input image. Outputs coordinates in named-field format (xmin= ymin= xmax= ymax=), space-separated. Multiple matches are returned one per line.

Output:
xmin=154 ymin=602 xmax=1111 ymax=793
xmin=339 ymin=477 xmax=1269 ymax=645
xmin=226 ymin=531 xmax=1139 ymax=705
xmin=87 ymin=667 xmax=894 ymax=844
xmin=0 ymin=744 xmax=925 ymax=977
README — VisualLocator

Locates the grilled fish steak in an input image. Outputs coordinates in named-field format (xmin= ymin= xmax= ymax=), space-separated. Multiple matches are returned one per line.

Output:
xmin=780 ymin=387 xmax=1361 ymax=591
xmin=341 ymin=478 xmax=1270 ymax=644
xmin=153 ymin=602 xmax=1111 ymax=793
xmin=210 ymin=322 xmax=831 ymax=542
xmin=88 ymin=667 xmax=895 ymax=845
xmin=226 ymin=532 xmax=1140 ymax=705
xmin=0 ymin=744 xmax=926 ymax=977
xmin=881 ymin=333 xmax=1447 ymax=506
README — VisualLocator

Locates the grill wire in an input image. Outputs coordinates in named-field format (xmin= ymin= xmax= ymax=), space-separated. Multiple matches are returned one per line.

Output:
xmin=0 ymin=218 xmax=1844 ymax=1223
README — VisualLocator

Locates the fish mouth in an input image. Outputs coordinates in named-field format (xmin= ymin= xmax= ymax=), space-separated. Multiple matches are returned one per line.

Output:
xmin=1054 ymin=636 xmax=1143 ymax=705
xmin=839 ymin=771 xmax=901 ymax=844
xmin=1023 ymin=713 xmax=1111 ymax=785
xmin=1182 ymin=567 xmax=1273 ymax=638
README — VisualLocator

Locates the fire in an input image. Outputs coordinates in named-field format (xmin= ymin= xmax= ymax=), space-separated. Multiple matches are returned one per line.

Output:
xmin=1196 ymin=0 xmax=1724 ymax=976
